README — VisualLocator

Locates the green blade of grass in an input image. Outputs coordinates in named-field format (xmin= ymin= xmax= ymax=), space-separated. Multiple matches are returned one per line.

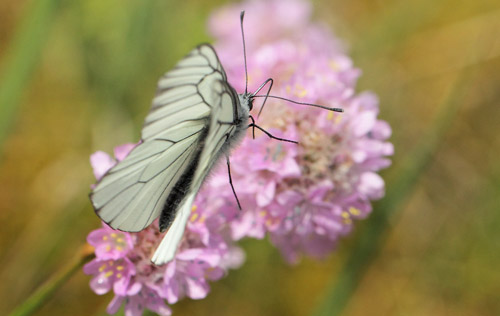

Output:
xmin=0 ymin=0 xmax=62 ymax=151
xmin=8 ymin=249 xmax=94 ymax=316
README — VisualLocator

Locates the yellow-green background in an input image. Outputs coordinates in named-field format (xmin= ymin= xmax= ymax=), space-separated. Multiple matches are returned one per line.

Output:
xmin=1 ymin=0 xmax=499 ymax=315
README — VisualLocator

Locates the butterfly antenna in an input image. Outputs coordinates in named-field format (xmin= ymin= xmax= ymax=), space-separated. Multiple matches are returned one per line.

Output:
xmin=240 ymin=11 xmax=248 ymax=95
xmin=253 ymin=95 xmax=344 ymax=112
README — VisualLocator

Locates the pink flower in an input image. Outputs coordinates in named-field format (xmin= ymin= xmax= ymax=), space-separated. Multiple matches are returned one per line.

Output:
xmin=86 ymin=224 xmax=134 ymax=260
xmin=83 ymin=257 xmax=138 ymax=296
xmin=106 ymin=286 xmax=172 ymax=316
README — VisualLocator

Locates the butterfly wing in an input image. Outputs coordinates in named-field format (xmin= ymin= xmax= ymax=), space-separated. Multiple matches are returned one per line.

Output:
xmin=90 ymin=44 xmax=237 ymax=234
xmin=151 ymin=45 xmax=246 ymax=265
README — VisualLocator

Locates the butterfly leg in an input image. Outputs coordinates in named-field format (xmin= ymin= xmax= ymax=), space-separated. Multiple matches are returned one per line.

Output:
xmin=226 ymin=156 xmax=242 ymax=210
xmin=247 ymin=122 xmax=298 ymax=144
xmin=248 ymin=115 xmax=257 ymax=139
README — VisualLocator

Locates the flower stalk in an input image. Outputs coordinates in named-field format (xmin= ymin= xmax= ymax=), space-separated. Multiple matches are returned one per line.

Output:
xmin=9 ymin=246 xmax=95 ymax=316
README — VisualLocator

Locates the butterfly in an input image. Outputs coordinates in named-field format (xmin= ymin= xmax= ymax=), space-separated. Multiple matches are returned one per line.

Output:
xmin=89 ymin=12 xmax=342 ymax=265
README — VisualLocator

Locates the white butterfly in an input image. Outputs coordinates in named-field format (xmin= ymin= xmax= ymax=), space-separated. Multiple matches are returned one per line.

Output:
xmin=90 ymin=12 xmax=342 ymax=265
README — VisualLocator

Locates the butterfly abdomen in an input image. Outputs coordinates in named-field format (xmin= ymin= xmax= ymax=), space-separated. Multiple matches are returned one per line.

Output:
xmin=159 ymin=125 xmax=210 ymax=232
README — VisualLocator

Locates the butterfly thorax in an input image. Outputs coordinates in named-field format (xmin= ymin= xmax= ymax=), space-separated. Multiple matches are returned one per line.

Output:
xmin=230 ymin=92 xmax=252 ymax=141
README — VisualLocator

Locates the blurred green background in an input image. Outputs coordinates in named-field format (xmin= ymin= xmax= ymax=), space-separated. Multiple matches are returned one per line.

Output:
xmin=1 ymin=0 xmax=499 ymax=315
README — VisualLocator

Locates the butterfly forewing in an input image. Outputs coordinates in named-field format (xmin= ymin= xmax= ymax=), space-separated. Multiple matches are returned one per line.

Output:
xmin=91 ymin=44 xmax=238 ymax=236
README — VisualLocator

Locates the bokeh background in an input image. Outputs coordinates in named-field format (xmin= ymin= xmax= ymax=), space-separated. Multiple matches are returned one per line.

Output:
xmin=1 ymin=0 xmax=499 ymax=315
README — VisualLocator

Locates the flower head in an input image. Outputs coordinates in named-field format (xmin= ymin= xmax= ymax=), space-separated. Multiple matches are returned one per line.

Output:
xmin=207 ymin=0 xmax=393 ymax=263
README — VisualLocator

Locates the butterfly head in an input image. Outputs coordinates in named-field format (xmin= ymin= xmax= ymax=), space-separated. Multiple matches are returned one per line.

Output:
xmin=239 ymin=92 xmax=254 ymax=113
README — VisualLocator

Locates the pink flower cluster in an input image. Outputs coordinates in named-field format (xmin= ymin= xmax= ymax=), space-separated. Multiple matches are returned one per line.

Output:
xmin=84 ymin=0 xmax=393 ymax=314
xmin=208 ymin=0 xmax=393 ymax=262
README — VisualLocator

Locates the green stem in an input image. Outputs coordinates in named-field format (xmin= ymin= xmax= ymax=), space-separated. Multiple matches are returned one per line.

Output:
xmin=0 ymin=0 xmax=62 ymax=150
xmin=312 ymin=69 xmax=472 ymax=316
xmin=8 ymin=249 xmax=94 ymax=316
